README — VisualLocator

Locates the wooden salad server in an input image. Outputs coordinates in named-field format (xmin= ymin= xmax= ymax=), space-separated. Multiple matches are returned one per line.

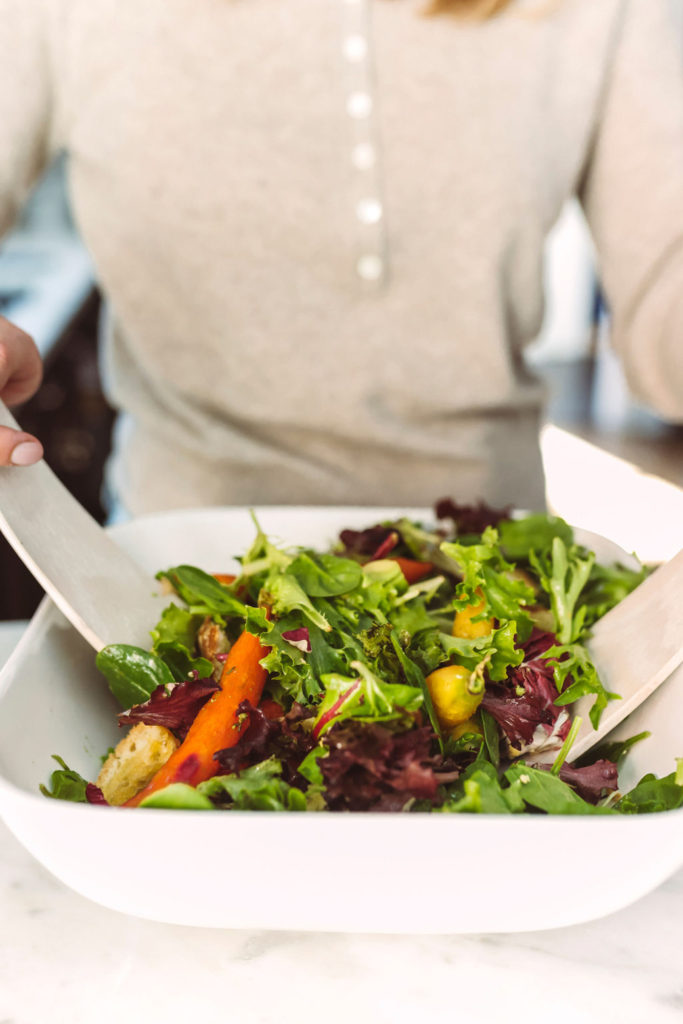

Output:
xmin=0 ymin=400 xmax=167 ymax=650
xmin=563 ymin=545 xmax=683 ymax=758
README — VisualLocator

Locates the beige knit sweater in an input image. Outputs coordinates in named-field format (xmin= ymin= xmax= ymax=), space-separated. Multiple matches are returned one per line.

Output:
xmin=2 ymin=0 xmax=683 ymax=515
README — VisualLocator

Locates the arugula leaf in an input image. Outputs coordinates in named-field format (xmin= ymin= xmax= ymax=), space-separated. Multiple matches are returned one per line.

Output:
xmin=529 ymin=538 xmax=594 ymax=644
xmin=580 ymin=560 xmax=650 ymax=629
xmin=504 ymin=763 xmax=615 ymax=815
xmin=157 ymin=565 xmax=246 ymax=618
xmin=40 ymin=755 xmax=89 ymax=803
xmin=574 ymin=730 xmax=650 ymax=769
xmin=498 ymin=514 xmax=573 ymax=560
xmin=198 ymin=757 xmax=307 ymax=811
xmin=389 ymin=630 xmax=443 ymax=745
xmin=479 ymin=708 xmax=501 ymax=767
xmin=545 ymin=642 xmax=619 ymax=729
xmin=288 ymin=551 xmax=363 ymax=597
xmin=96 ymin=644 xmax=175 ymax=708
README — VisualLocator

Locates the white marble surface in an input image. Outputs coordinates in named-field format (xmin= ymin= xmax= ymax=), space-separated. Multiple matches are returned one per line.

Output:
xmin=1 ymin=623 xmax=683 ymax=1024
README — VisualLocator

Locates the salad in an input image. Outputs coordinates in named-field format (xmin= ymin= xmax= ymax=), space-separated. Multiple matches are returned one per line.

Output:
xmin=43 ymin=500 xmax=683 ymax=815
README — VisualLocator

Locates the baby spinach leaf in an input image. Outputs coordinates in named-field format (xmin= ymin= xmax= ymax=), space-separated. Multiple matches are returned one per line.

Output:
xmin=154 ymin=641 xmax=213 ymax=683
xmin=498 ymin=514 xmax=573 ymax=560
xmin=442 ymin=761 xmax=513 ymax=814
xmin=504 ymin=763 xmax=615 ymax=815
xmin=617 ymin=770 xmax=683 ymax=814
xmin=156 ymin=565 xmax=246 ymax=617
xmin=297 ymin=745 xmax=329 ymax=786
xmin=96 ymin=644 xmax=175 ymax=708
xmin=289 ymin=551 xmax=363 ymax=597
xmin=262 ymin=572 xmax=331 ymax=632
xmin=139 ymin=783 xmax=214 ymax=810
xmin=151 ymin=603 xmax=203 ymax=651
xmin=40 ymin=755 xmax=89 ymax=803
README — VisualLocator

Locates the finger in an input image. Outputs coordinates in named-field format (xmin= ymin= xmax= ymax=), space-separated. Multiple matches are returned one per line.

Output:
xmin=0 ymin=426 xmax=43 ymax=467
xmin=0 ymin=318 xmax=43 ymax=406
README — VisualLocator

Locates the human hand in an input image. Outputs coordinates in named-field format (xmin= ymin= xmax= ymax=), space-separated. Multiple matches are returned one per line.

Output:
xmin=0 ymin=317 xmax=44 ymax=466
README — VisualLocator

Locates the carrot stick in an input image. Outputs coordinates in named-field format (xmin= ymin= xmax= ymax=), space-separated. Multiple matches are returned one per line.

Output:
xmin=125 ymin=630 xmax=269 ymax=806
xmin=389 ymin=557 xmax=435 ymax=584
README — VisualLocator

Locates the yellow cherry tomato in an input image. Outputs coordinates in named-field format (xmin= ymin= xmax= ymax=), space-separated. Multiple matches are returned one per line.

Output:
xmin=425 ymin=664 xmax=484 ymax=729
xmin=452 ymin=590 xmax=494 ymax=639
xmin=450 ymin=717 xmax=484 ymax=742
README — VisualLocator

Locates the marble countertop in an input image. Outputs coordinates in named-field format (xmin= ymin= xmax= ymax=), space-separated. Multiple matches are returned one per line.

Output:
xmin=1 ymin=622 xmax=683 ymax=1024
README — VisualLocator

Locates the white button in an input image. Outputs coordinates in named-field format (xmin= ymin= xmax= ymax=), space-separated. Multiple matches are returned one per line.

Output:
xmin=343 ymin=35 xmax=368 ymax=62
xmin=356 ymin=254 xmax=384 ymax=281
xmin=356 ymin=198 xmax=383 ymax=225
xmin=346 ymin=92 xmax=372 ymax=119
xmin=351 ymin=143 xmax=376 ymax=170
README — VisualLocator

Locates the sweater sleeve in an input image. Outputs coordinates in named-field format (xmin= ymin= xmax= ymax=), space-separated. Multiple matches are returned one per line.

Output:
xmin=0 ymin=0 xmax=54 ymax=236
xmin=580 ymin=0 xmax=683 ymax=423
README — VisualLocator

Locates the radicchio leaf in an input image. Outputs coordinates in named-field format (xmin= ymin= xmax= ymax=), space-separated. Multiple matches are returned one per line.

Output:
xmin=557 ymin=760 xmax=619 ymax=803
xmin=434 ymin=498 xmax=512 ymax=535
xmin=319 ymin=720 xmax=442 ymax=811
xmin=117 ymin=677 xmax=220 ymax=740
xmin=214 ymin=700 xmax=316 ymax=785
xmin=481 ymin=645 xmax=570 ymax=755
xmin=522 ymin=628 xmax=558 ymax=661
xmin=85 ymin=783 xmax=108 ymax=805
xmin=338 ymin=525 xmax=398 ymax=559
xmin=282 ymin=627 xmax=312 ymax=653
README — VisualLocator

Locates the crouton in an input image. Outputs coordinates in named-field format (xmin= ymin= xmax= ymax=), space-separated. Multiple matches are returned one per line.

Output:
xmin=97 ymin=723 xmax=179 ymax=806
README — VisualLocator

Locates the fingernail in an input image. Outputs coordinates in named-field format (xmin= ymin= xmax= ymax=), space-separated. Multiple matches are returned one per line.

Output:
xmin=10 ymin=441 xmax=43 ymax=466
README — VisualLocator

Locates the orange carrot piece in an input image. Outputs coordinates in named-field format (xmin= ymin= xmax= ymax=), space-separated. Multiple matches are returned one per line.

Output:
xmin=125 ymin=630 xmax=269 ymax=806
xmin=213 ymin=573 xmax=237 ymax=585
xmin=389 ymin=556 xmax=435 ymax=584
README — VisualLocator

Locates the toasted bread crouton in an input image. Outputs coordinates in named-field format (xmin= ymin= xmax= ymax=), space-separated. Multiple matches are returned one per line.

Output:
xmin=97 ymin=723 xmax=179 ymax=806
xmin=197 ymin=616 xmax=231 ymax=680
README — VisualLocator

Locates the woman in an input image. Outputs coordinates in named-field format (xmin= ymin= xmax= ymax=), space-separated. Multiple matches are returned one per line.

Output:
xmin=0 ymin=0 xmax=682 ymax=515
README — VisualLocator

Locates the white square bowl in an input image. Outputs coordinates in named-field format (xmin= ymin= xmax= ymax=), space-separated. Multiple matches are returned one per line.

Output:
xmin=0 ymin=506 xmax=681 ymax=933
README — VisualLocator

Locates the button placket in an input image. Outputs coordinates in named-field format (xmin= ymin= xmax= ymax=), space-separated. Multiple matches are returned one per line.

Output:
xmin=339 ymin=0 xmax=388 ymax=288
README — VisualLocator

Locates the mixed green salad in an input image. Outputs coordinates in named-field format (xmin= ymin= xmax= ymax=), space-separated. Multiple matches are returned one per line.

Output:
xmin=43 ymin=500 xmax=683 ymax=815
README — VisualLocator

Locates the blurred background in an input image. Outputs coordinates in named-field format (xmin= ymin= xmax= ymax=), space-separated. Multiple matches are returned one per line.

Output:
xmin=1 ymin=156 xmax=682 ymax=619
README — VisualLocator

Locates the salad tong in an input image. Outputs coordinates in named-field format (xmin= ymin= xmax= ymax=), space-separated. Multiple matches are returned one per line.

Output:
xmin=0 ymin=400 xmax=167 ymax=650
xmin=0 ymin=399 xmax=682 ymax=758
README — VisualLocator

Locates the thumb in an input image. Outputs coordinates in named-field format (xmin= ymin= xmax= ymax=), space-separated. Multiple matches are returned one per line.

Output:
xmin=0 ymin=426 xmax=43 ymax=467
